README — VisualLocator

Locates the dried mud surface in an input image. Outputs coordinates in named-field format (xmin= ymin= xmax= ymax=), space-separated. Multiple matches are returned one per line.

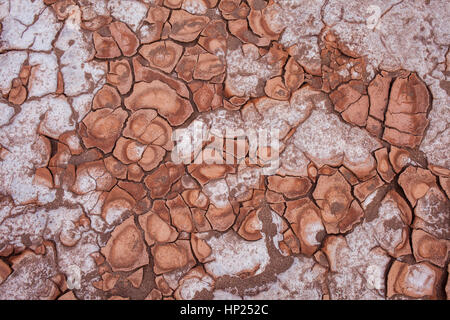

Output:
xmin=0 ymin=0 xmax=449 ymax=300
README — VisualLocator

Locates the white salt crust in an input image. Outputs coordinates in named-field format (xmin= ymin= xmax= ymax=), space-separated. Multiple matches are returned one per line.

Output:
xmin=326 ymin=223 xmax=392 ymax=299
xmin=266 ymin=0 xmax=324 ymax=73
xmin=0 ymin=244 xmax=59 ymax=299
xmin=0 ymin=95 xmax=78 ymax=204
xmin=263 ymin=0 xmax=449 ymax=169
xmin=414 ymin=187 xmax=449 ymax=239
xmin=366 ymin=198 xmax=405 ymax=256
xmin=176 ymin=270 xmax=214 ymax=300
xmin=55 ymin=7 xmax=107 ymax=97
xmin=226 ymin=47 xmax=279 ymax=97
xmin=404 ymin=263 xmax=436 ymax=297
xmin=28 ymin=53 xmax=59 ymax=98
xmin=0 ymin=102 xmax=15 ymax=126
xmin=0 ymin=0 xmax=61 ymax=51
xmin=204 ymin=230 xmax=270 ymax=278
xmin=213 ymin=290 xmax=242 ymax=300
xmin=80 ymin=0 xmax=109 ymax=21
xmin=182 ymin=0 xmax=208 ymax=15
xmin=245 ymin=256 xmax=326 ymax=300
xmin=107 ymin=0 xmax=148 ymax=31
xmin=323 ymin=0 xmax=450 ymax=168
xmin=203 ymin=179 xmax=230 ymax=208
xmin=0 ymin=51 xmax=27 ymax=95
xmin=0 ymin=1 xmax=108 ymax=299
xmin=177 ymin=86 xmax=380 ymax=186
xmin=0 ymin=206 xmax=101 ymax=299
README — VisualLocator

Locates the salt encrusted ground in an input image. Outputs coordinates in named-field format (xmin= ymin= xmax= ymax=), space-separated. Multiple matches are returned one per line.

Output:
xmin=0 ymin=0 xmax=448 ymax=300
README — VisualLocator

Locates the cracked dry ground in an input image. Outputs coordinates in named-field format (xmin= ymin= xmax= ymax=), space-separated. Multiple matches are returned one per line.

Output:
xmin=0 ymin=0 xmax=449 ymax=301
